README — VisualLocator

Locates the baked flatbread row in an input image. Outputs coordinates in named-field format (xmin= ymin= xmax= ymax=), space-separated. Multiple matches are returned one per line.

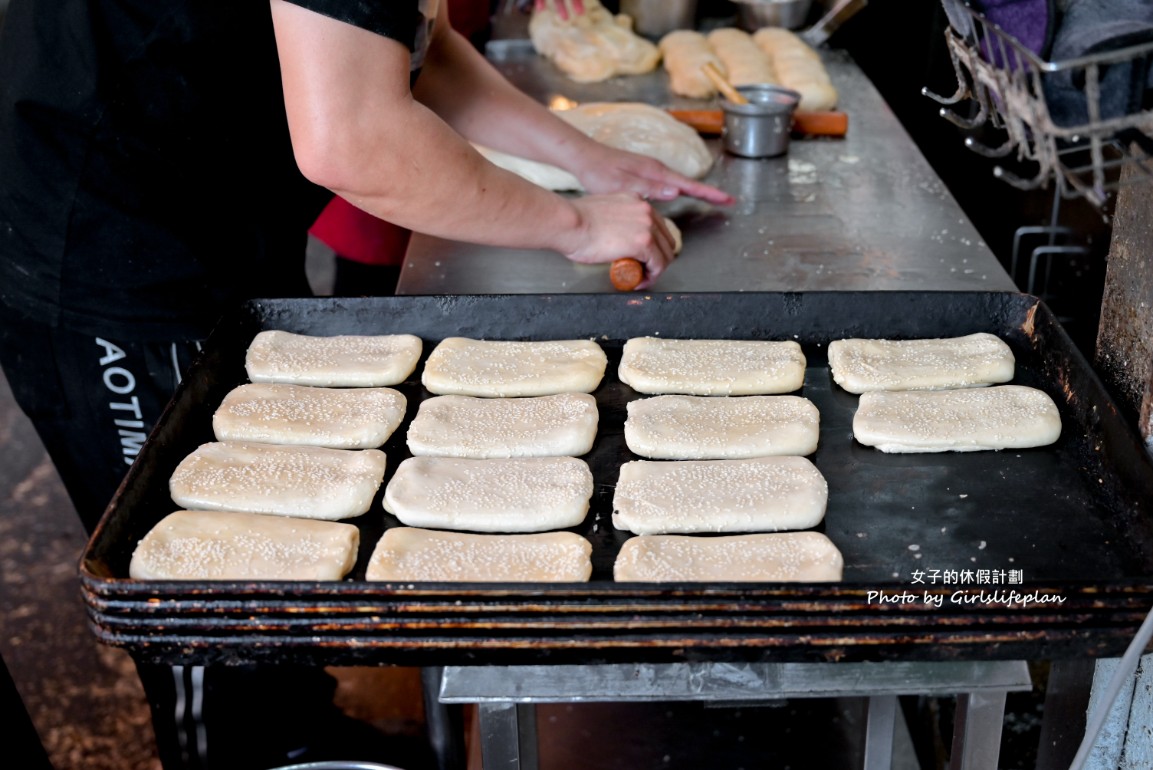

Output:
xmin=614 ymin=532 xmax=844 ymax=582
xmin=169 ymin=441 xmax=387 ymax=520
xmin=407 ymin=393 xmax=599 ymax=459
xmin=213 ymin=382 xmax=406 ymax=449
xmin=384 ymin=456 xmax=594 ymax=533
xmin=613 ymin=456 xmax=828 ymax=535
xmin=422 ymin=337 xmax=608 ymax=397
xmin=853 ymin=384 xmax=1062 ymax=453
xmin=245 ymin=330 xmax=422 ymax=387
xmin=129 ymin=510 xmax=360 ymax=581
xmin=827 ymin=332 xmax=1015 ymax=393
xmin=619 ymin=337 xmax=806 ymax=395
xmin=624 ymin=394 xmax=819 ymax=459
xmin=366 ymin=528 xmax=593 ymax=582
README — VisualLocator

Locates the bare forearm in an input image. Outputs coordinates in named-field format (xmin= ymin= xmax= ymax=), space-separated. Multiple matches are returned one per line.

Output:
xmin=413 ymin=23 xmax=600 ymax=170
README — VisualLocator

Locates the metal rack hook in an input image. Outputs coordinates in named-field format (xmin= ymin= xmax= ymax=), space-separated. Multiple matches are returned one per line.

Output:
xmin=965 ymin=132 xmax=1017 ymax=158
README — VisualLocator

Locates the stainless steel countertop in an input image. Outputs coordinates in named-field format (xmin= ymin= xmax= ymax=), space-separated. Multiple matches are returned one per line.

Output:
xmin=398 ymin=42 xmax=1014 ymax=295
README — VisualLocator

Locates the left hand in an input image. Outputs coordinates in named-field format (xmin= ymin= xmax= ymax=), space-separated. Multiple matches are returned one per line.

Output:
xmin=574 ymin=144 xmax=735 ymax=206
xmin=533 ymin=0 xmax=586 ymax=21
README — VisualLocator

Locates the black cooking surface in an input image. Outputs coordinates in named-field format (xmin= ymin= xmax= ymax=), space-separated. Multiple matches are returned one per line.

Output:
xmin=79 ymin=292 xmax=1153 ymax=665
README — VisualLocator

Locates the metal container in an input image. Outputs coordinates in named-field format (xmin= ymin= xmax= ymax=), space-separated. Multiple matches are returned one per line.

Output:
xmin=721 ymin=84 xmax=801 ymax=158
xmin=734 ymin=0 xmax=813 ymax=30
xmin=620 ymin=0 xmax=698 ymax=38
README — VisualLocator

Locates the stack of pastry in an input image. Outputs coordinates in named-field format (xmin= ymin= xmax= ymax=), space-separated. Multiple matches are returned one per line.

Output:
xmin=367 ymin=338 xmax=604 ymax=583
xmin=129 ymin=331 xmax=423 ymax=581
xmin=612 ymin=337 xmax=843 ymax=583
xmin=529 ymin=0 xmax=659 ymax=83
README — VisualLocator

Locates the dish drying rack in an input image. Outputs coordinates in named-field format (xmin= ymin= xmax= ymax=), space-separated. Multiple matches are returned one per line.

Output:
xmin=924 ymin=4 xmax=1153 ymax=209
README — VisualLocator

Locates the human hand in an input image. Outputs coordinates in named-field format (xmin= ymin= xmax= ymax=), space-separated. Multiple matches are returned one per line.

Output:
xmin=562 ymin=193 xmax=678 ymax=289
xmin=574 ymin=145 xmax=735 ymax=206
xmin=533 ymin=0 xmax=586 ymax=21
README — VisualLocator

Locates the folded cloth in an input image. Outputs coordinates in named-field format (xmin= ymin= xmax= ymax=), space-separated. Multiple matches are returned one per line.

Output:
xmin=939 ymin=0 xmax=1054 ymax=57
xmin=1043 ymin=0 xmax=1153 ymax=126
xmin=975 ymin=0 xmax=1055 ymax=57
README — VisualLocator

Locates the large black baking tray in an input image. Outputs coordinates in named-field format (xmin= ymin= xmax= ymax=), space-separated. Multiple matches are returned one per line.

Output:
xmin=80 ymin=292 xmax=1153 ymax=666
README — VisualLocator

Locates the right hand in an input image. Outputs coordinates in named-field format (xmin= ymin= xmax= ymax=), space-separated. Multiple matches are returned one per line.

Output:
xmin=561 ymin=193 xmax=677 ymax=290
xmin=532 ymin=0 xmax=586 ymax=20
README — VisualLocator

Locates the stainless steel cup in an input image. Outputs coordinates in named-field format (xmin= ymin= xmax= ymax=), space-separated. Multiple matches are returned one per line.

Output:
xmin=721 ymin=84 xmax=801 ymax=158
xmin=620 ymin=0 xmax=698 ymax=38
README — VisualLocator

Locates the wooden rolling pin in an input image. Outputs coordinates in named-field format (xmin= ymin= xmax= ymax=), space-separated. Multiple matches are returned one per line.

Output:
xmin=668 ymin=108 xmax=849 ymax=137
xmin=610 ymin=258 xmax=645 ymax=291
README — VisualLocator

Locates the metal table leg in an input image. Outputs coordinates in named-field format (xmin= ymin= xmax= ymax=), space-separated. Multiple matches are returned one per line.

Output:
xmin=864 ymin=695 xmax=898 ymax=770
xmin=478 ymin=702 xmax=539 ymax=770
xmin=949 ymin=691 xmax=1009 ymax=770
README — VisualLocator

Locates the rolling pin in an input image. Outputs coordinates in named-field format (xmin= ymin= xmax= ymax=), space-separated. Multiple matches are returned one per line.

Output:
xmin=610 ymin=258 xmax=645 ymax=292
xmin=668 ymin=108 xmax=849 ymax=137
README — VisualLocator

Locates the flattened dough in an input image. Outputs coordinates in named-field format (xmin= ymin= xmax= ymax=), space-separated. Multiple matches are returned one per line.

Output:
xmin=245 ymin=330 xmax=422 ymax=387
xmin=422 ymin=338 xmax=607 ymax=397
xmin=474 ymin=144 xmax=582 ymax=191
xmin=213 ymin=383 xmax=406 ymax=449
xmin=625 ymin=395 xmax=819 ymax=459
xmin=619 ymin=337 xmax=806 ymax=395
xmin=560 ymin=103 xmax=714 ymax=180
xmin=706 ymin=28 xmax=777 ymax=87
xmin=384 ymin=456 xmax=594 ymax=533
xmin=614 ymin=532 xmax=844 ymax=582
xmin=169 ymin=441 xmax=387 ymax=520
xmin=406 ymin=393 xmax=599 ymax=459
xmin=129 ymin=510 xmax=360 ymax=581
xmin=529 ymin=0 xmax=660 ymax=83
xmin=751 ymin=27 xmax=838 ymax=112
xmin=366 ymin=527 xmax=593 ymax=582
xmin=827 ymin=333 xmax=1016 ymax=393
xmin=477 ymin=102 xmax=714 ymax=189
xmin=660 ymin=29 xmax=726 ymax=99
xmin=853 ymin=385 xmax=1062 ymax=453
xmin=613 ymin=456 xmax=828 ymax=535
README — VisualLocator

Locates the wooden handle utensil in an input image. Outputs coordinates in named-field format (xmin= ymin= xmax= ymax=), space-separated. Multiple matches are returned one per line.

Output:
xmin=701 ymin=62 xmax=748 ymax=105
xmin=610 ymin=258 xmax=645 ymax=292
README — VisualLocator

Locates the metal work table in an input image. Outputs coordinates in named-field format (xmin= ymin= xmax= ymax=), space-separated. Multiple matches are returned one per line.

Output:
xmin=398 ymin=41 xmax=1026 ymax=770
xmin=399 ymin=44 xmax=1015 ymax=295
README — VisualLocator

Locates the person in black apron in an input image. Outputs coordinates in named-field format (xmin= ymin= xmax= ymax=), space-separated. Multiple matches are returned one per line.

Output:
xmin=0 ymin=1 xmax=731 ymax=767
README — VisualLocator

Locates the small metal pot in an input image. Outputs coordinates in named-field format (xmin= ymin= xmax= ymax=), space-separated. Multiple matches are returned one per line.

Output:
xmin=620 ymin=0 xmax=698 ymax=38
xmin=721 ymin=84 xmax=801 ymax=158
xmin=734 ymin=0 xmax=813 ymax=30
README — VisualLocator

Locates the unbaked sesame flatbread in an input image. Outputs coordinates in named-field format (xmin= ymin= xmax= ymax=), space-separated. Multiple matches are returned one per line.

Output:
xmin=169 ymin=441 xmax=387 ymax=520
xmin=618 ymin=337 xmax=806 ymax=395
xmin=614 ymin=532 xmax=844 ymax=582
xmin=213 ymin=383 xmax=406 ymax=449
xmin=613 ymin=456 xmax=827 ymax=535
xmin=406 ymin=393 xmax=599 ymax=459
xmin=384 ymin=456 xmax=594 ymax=533
xmin=852 ymin=384 xmax=1062 ymax=453
xmin=245 ymin=330 xmax=422 ymax=387
xmin=129 ymin=510 xmax=360 ymax=581
xmin=421 ymin=337 xmax=607 ymax=397
xmin=827 ymin=333 xmax=1015 ymax=394
xmin=366 ymin=527 xmax=593 ymax=582
xmin=624 ymin=395 xmax=819 ymax=459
